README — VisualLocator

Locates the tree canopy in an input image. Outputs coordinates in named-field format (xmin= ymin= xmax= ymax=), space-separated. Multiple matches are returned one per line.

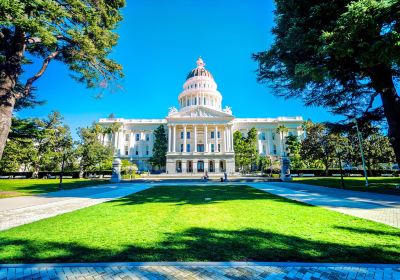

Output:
xmin=0 ymin=0 xmax=126 ymax=159
xmin=254 ymin=0 xmax=400 ymax=166
xmin=149 ymin=125 xmax=167 ymax=170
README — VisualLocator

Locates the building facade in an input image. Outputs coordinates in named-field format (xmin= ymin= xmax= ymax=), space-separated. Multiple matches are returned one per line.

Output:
xmin=99 ymin=58 xmax=305 ymax=174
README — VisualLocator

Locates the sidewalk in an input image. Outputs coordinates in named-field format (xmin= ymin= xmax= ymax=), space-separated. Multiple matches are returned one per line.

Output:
xmin=251 ymin=182 xmax=400 ymax=228
xmin=1 ymin=262 xmax=399 ymax=280
xmin=0 ymin=184 xmax=150 ymax=231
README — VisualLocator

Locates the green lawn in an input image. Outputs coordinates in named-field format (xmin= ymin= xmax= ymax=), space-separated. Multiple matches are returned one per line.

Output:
xmin=293 ymin=177 xmax=400 ymax=195
xmin=1 ymin=185 xmax=399 ymax=263
xmin=0 ymin=179 xmax=109 ymax=198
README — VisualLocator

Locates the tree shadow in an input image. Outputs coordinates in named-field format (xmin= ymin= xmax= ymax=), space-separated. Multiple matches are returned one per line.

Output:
xmin=113 ymin=185 xmax=314 ymax=206
xmin=0 ymin=227 xmax=399 ymax=264
xmin=334 ymin=225 xmax=400 ymax=237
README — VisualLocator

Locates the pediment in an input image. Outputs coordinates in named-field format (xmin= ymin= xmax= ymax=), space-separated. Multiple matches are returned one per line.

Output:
xmin=167 ymin=106 xmax=233 ymax=119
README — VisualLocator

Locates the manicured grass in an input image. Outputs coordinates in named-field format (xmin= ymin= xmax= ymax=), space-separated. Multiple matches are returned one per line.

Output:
xmin=0 ymin=179 xmax=109 ymax=198
xmin=293 ymin=177 xmax=400 ymax=195
xmin=0 ymin=185 xmax=399 ymax=263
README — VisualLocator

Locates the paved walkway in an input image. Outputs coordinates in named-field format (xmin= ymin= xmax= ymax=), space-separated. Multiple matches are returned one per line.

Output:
xmin=1 ymin=262 xmax=399 ymax=280
xmin=0 ymin=184 xmax=150 ymax=231
xmin=250 ymin=182 xmax=400 ymax=228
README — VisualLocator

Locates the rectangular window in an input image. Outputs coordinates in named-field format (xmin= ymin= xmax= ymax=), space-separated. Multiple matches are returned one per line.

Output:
xmin=135 ymin=150 xmax=138 ymax=156
xmin=217 ymin=131 xmax=220 ymax=139
xmin=125 ymin=134 xmax=130 ymax=141
xmin=260 ymin=132 xmax=266 ymax=140
xmin=136 ymin=134 xmax=140 ymax=141
xmin=186 ymin=144 xmax=190 ymax=152
xmin=211 ymin=131 xmax=215 ymax=139
xmin=146 ymin=146 xmax=149 ymax=155
xmin=180 ymin=144 xmax=184 ymax=152
xmin=181 ymin=131 xmax=184 ymax=139
xmin=218 ymin=144 xmax=221 ymax=152
xmin=273 ymin=144 xmax=277 ymax=155
xmin=146 ymin=134 xmax=150 ymax=141
xmin=124 ymin=146 xmax=129 ymax=156
xmin=211 ymin=144 xmax=215 ymax=152
xmin=288 ymin=132 xmax=293 ymax=136
xmin=197 ymin=144 xmax=204 ymax=152
xmin=272 ymin=133 xmax=275 ymax=141
xmin=187 ymin=132 xmax=190 ymax=139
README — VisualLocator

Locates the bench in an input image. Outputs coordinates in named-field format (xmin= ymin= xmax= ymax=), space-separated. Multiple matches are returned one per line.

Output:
xmin=332 ymin=174 xmax=342 ymax=177
xmin=103 ymin=175 xmax=111 ymax=178
xmin=0 ymin=176 xmax=10 ymax=179
xmin=301 ymin=173 xmax=315 ymax=177
xmin=381 ymin=174 xmax=394 ymax=177
xmin=291 ymin=174 xmax=299 ymax=177
xmin=13 ymin=175 xmax=26 ymax=179
xmin=349 ymin=174 xmax=362 ymax=177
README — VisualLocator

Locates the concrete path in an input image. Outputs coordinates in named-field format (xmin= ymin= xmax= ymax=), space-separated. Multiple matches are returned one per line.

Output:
xmin=250 ymin=182 xmax=400 ymax=228
xmin=0 ymin=262 xmax=399 ymax=280
xmin=0 ymin=184 xmax=150 ymax=231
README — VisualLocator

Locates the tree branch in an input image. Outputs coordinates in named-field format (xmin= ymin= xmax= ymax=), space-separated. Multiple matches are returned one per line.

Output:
xmin=23 ymin=50 xmax=59 ymax=97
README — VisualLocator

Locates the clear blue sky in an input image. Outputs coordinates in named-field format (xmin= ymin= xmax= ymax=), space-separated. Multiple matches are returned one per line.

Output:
xmin=18 ymin=0 xmax=338 ymax=138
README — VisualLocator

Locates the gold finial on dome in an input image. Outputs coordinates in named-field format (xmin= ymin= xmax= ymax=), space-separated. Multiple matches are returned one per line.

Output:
xmin=196 ymin=57 xmax=205 ymax=68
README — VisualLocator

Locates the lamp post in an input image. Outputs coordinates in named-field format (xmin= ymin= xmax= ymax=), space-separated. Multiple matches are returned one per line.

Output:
xmin=353 ymin=119 xmax=369 ymax=187
xmin=336 ymin=147 xmax=345 ymax=189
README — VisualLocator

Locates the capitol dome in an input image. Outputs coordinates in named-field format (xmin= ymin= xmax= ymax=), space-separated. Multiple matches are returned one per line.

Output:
xmin=186 ymin=57 xmax=214 ymax=80
xmin=178 ymin=57 xmax=222 ymax=111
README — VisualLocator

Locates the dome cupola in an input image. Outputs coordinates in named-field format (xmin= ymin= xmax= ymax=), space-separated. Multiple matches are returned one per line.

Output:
xmin=178 ymin=57 xmax=222 ymax=111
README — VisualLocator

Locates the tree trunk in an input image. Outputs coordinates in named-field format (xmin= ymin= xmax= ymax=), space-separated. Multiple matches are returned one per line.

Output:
xmin=369 ymin=65 xmax=400 ymax=167
xmin=0 ymin=77 xmax=17 ymax=159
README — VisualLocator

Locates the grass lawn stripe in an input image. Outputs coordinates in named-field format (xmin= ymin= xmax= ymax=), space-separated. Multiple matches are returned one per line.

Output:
xmin=0 ymin=185 xmax=399 ymax=263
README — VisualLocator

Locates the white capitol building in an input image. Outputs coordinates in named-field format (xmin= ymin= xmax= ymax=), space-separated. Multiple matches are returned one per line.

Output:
xmin=99 ymin=58 xmax=305 ymax=174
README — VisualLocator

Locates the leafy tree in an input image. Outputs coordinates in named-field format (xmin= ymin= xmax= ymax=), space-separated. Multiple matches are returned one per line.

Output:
xmin=300 ymin=122 xmax=344 ymax=175
xmin=149 ymin=125 xmax=167 ymax=170
xmin=285 ymin=135 xmax=303 ymax=169
xmin=0 ymin=118 xmax=38 ymax=172
xmin=276 ymin=125 xmax=288 ymax=156
xmin=31 ymin=112 xmax=73 ymax=174
xmin=77 ymin=124 xmax=113 ymax=177
xmin=233 ymin=128 xmax=259 ymax=173
xmin=246 ymin=127 xmax=259 ymax=171
xmin=0 ymin=0 xmax=125 ymax=159
xmin=258 ymin=155 xmax=272 ymax=175
xmin=233 ymin=131 xmax=247 ymax=172
xmin=254 ymin=0 xmax=400 ymax=167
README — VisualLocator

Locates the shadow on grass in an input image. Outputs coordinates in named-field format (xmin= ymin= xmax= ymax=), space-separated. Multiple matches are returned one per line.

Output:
xmin=334 ymin=226 xmax=400 ymax=238
xmin=1 ymin=227 xmax=399 ymax=264
xmin=114 ymin=185 xmax=314 ymax=206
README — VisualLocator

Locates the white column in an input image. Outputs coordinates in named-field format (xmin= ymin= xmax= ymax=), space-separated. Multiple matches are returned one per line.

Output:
xmin=173 ymin=125 xmax=176 ymax=152
xmin=204 ymin=125 xmax=208 ymax=152
xmin=226 ymin=126 xmax=230 ymax=152
xmin=230 ymin=126 xmax=234 ymax=152
xmin=257 ymin=131 xmax=262 ymax=154
xmin=168 ymin=126 xmax=172 ymax=153
xmin=215 ymin=125 xmax=218 ymax=153
xmin=194 ymin=125 xmax=197 ymax=152
xmin=183 ymin=125 xmax=187 ymax=153
xmin=224 ymin=126 xmax=228 ymax=152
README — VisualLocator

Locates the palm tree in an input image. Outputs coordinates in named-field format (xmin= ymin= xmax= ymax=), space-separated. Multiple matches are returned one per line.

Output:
xmin=276 ymin=125 xmax=289 ymax=157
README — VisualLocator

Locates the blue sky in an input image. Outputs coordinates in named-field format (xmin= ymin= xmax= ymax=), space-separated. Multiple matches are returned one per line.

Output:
xmin=18 ymin=0 xmax=338 ymax=138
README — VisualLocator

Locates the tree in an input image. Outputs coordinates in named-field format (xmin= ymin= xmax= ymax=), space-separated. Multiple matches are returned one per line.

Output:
xmin=258 ymin=155 xmax=272 ymax=175
xmin=0 ymin=0 xmax=125 ymax=159
xmin=0 ymin=118 xmax=38 ymax=172
xmin=254 ymin=0 xmax=400 ymax=167
xmin=276 ymin=125 xmax=289 ymax=157
xmin=233 ymin=128 xmax=259 ymax=173
xmin=246 ymin=127 xmax=259 ymax=171
xmin=31 ymin=112 xmax=73 ymax=174
xmin=149 ymin=125 xmax=167 ymax=170
xmin=233 ymin=131 xmax=246 ymax=172
xmin=300 ymin=122 xmax=343 ymax=175
xmin=77 ymin=124 xmax=113 ymax=177
xmin=285 ymin=135 xmax=303 ymax=169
